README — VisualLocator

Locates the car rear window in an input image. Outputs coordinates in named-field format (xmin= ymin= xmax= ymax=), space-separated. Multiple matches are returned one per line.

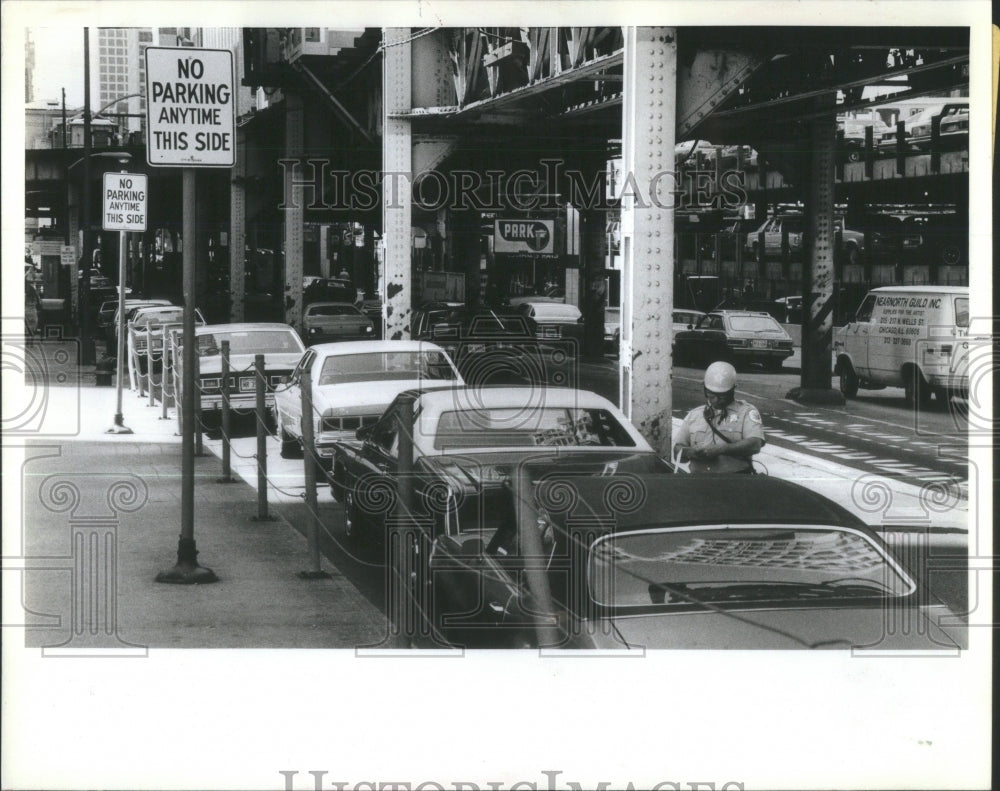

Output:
xmin=433 ymin=407 xmax=635 ymax=449
xmin=531 ymin=304 xmax=582 ymax=321
xmin=318 ymin=351 xmax=456 ymax=385
xmin=198 ymin=329 xmax=303 ymax=356
xmin=308 ymin=304 xmax=361 ymax=317
xmin=728 ymin=315 xmax=783 ymax=333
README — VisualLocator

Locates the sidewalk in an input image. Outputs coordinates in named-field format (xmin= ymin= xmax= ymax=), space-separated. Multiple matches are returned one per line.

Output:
xmin=12 ymin=368 xmax=387 ymax=651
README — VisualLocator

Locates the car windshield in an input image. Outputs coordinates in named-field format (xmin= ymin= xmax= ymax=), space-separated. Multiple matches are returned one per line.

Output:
xmin=318 ymin=351 xmax=456 ymax=385
xmin=308 ymin=304 xmax=361 ymax=317
xmin=954 ymin=297 xmax=969 ymax=328
xmin=432 ymin=407 xmax=636 ymax=449
xmin=198 ymin=329 xmax=302 ymax=356
xmin=133 ymin=309 xmax=185 ymax=327
xmin=728 ymin=315 xmax=784 ymax=333
xmin=531 ymin=304 xmax=581 ymax=320
xmin=588 ymin=526 xmax=914 ymax=609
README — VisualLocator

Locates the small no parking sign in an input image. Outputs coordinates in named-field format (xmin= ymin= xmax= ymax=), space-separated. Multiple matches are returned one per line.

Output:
xmin=103 ymin=172 xmax=148 ymax=232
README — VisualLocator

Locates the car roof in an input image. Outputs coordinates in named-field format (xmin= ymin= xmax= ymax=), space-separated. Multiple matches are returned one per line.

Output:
xmin=310 ymin=339 xmax=448 ymax=355
xmin=195 ymin=322 xmax=296 ymax=334
xmin=305 ymin=301 xmax=361 ymax=309
xmin=415 ymin=385 xmax=620 ymax=412
xmin=568 ymin=473 xmax=867 ymax=533
xmin=712 ymin=310 xmax=775 ymax=317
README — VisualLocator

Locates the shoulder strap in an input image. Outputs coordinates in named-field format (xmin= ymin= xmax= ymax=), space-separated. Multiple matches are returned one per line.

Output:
xmin=703 ymin=407 xmax=732 ymax=444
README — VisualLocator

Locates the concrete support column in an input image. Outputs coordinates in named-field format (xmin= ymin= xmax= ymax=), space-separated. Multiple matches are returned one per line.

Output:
xmin=383 ymin=28 xmax=413 ymax=340
xmin=284 ymin=93 xmax=305 ymax=332
xmin=230 ymin=126 xmax=247 ymax=322
xmin=620 ymin=27 xmax=676 ymax=457
xmin=790 ymin=93 xmax=844 ymax=405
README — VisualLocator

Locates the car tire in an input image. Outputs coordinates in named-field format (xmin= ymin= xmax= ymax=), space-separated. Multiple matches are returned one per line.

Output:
xmin=903 ymin=366 xmax=932 ymax=408
xmin=839 ymin=362 xmax=859 ymax=398
xmin=846 ymin=148 xmax=862 ymax=163
xmin=279 ymin=426 xmax=302 ymax=459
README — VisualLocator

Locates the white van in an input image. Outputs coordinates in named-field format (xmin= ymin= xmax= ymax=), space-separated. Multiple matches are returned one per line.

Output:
xmin=834 ymin=286 xmax=970 ymax=407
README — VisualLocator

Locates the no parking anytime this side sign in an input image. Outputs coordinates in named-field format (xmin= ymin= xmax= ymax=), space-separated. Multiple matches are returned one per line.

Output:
xmin=145 ymin=47 xmax=235 ymax=167
xmin=103 ymin=173 xmax=147 ymax=232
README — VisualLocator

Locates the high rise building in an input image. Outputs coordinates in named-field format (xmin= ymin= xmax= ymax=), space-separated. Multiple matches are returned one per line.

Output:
xmin=25 ymin=29 xmax=36 ymax=102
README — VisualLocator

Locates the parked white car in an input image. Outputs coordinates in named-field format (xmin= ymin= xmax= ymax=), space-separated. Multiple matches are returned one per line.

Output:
xmin=174 ymin=323 xmax=306 ymax=420
xmin=273 ymin=340 xmax=464 ymax=467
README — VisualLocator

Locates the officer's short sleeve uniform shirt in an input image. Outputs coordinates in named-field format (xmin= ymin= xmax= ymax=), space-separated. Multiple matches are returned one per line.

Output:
xmin=674 ymin=399 xmax=765 ymax=473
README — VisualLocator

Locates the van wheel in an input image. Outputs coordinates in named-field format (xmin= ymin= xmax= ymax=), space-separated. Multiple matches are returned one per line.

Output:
xmin=839 ymin=362 xmax=859 ymax=398
xmin=903 ymin=367 xmax=932 ymax=408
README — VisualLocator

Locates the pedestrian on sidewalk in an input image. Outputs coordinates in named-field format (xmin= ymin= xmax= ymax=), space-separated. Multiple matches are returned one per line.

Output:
xmin=673 ymin=360 xmax=764 ymax=474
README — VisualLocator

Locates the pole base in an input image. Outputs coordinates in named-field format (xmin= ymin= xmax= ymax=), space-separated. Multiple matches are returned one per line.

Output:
xmin=155 ymin=538 xmax=219 ymax=584
xmin=155 ymin=562 xmax=219 ymax=584
xmin=297 ymin=570 xmax=331 ymax=580
xmin=785 ymin=387 xmax=846 ymax=406
xmin=215 ymin=476 xmax=239 ymax=484
xmin=105 ymin=423 xmax=134 ymax=435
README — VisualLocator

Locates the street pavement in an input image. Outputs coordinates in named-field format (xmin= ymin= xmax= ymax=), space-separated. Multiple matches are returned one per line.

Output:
xmin=7 ymin=338 xmax=970 ymax=652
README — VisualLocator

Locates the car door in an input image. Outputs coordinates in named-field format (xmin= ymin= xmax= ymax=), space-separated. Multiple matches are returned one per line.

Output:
xmin=356 ymin=405 xmax=401 ymax=534
xmin=841 ymin=293 xmax=875 ymax=377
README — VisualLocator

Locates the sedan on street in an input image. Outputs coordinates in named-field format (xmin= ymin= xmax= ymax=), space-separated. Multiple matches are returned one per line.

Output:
xmin=301 ymin=301 xmax=375 ymax=345
xmin=274 ymin=340 xmax=463 ymax=468
xmin=416 ymin=472 xmax=965 ymax=649
xmin=673 ymin=310 xmax=793 ymax=371
xmin=174 ymin=323 xmax=306 ymax=421
xmin=330 ymin=386 xmax=674 ymax=554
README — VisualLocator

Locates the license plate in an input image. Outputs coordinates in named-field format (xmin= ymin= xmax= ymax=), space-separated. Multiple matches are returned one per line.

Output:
xmin=751 ymin=340 xmax=768 ymax=349
xmin=239 ymin=376 xmax=256 ymax=392
xmin=467 ymin=343 xmax=486 ymax=354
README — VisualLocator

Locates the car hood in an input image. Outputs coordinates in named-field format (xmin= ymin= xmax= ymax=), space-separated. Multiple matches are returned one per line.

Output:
xmin=589 ymin=604 xmax=962 ymax=650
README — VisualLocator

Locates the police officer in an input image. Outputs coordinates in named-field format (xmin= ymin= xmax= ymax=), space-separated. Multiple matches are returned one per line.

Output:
xmin=673 ymin=361 xmax=764 ymax=474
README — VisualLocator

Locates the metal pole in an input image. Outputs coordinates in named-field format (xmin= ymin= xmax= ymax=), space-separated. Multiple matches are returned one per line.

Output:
xmin=515 ymin=464 xmax=560 ymax=648
xmin=142 ymin=325 xmax=151 ymax=397
xmin=298 ymin=362 xmax=328 ymax=578
xmin=80 ymin=28 xmax=95 ymax=365
xmin=194 ymin=349 xmax=204 ymax=456
xmin=107 ymin=214 xmax=132 ymax=433
xmin=160 ymin=330 xmax=171 ymax=420
xmin=218 ymin=339 xmax=234 ymax=483
xmin=389 ymin=398 xmax=416 ymax=645
xmin=148 ymin=324 xmax=156 ymax=407
xmin=254 ymin=353 xmax=271 ymax=521
xmin=157 ymin=168 xmax=217 ymax=584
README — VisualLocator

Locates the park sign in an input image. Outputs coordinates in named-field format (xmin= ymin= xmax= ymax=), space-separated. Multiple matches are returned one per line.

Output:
xmin=494 ymin=219 xmax=556 ymax=255
xmin=145 ymin=47 xmax=235 ymax=167
xmin=103 ymin=173 xmax=148 ymax=232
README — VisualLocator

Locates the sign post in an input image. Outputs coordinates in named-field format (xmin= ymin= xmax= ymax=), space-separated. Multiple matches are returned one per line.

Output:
xmin=149 ymin=47 xmax=234 ymax=585
xmin=103 ymin=169 xmax=147 ymax=435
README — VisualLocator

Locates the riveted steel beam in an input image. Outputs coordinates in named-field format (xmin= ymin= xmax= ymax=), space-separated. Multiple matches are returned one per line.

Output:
xmin=677 ymin=48 xmax=765 ymax=140
xmin=619 ymin=27 xmax=677 ymax=457
xmin=383 ymin=28 xmax=413 ymax=341
xmin=284 ymin=93 xmax=305 ymax=333
xmin=229 ymin=126 xmax=246 ymax=322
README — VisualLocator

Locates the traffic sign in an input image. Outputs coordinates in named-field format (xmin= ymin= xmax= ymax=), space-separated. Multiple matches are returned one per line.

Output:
xmin=494 ymin=218 xmax=556 ymax=255
xmin=103 ymin=172 xmax=148 ymax=232
xmin=145 ymin=47 xmax=235 ymax=167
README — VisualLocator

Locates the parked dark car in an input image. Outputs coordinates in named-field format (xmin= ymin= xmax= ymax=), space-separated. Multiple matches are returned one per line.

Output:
xmin=410 ymin=472 xmax=964 ymax=649
xmin=303 ymin=277 xmax=357 ymax=307
xmin=411 ymin=305 xmax=554 ymax=382
xmin=673 ymin=310 xmax=793 ymax=371
xmin=330 ymin=386 xmax=674 ymax=564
